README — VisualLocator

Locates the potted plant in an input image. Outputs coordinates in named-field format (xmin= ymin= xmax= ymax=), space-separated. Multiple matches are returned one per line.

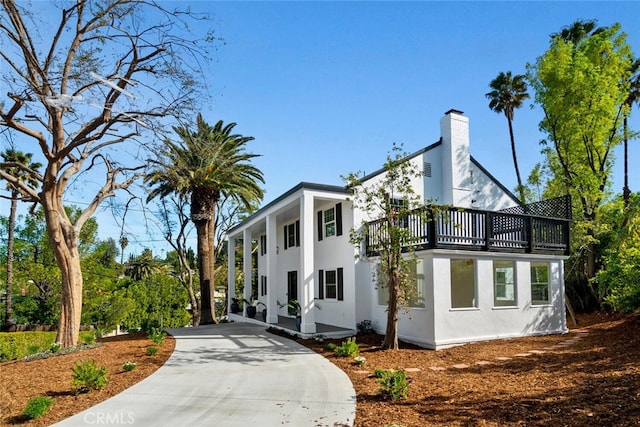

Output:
xmin=279 ymin=299 xmax=302 ymax=331
xmin=243 ymin=299 xmax=265 ymax=319
xmin=230 ymin=297 xmax=241 ymax=314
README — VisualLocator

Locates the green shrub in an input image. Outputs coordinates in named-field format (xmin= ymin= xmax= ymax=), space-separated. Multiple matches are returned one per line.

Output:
xmin=146 ymin=346 xmax=158 ymax=356
xmin=326 ymin=342 xmax=337 ymax=352
xmin=377 ymin=369 xmax=411 ymax=400
xmin=122 ymin=361 xmax=137 ymax=372
xmin=373 ymin=368 xmax=386 ymax=378
xmin=50 ymin=342 xmax=61 ymax=353
xmin=71 ymin=359 xmax=108 ymax=394
xmin=335 ymin=337 xmax=359 ymax=358
xmin=22 ymin=396 xmax=55 ymax=419
xmin=148 ymin=328 xmax=166 ymax=346
xmin=0 ymin=331 xmax=95 ymax=362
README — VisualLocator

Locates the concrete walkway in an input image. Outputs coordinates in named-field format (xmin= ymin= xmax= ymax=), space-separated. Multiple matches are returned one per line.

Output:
xmin=54 ymin=323 xmax=356 ymax=427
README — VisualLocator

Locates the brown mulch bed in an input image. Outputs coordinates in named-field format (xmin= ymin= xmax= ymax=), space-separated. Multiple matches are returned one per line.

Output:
xmin=0 ymin=332 xmax=174 ymax=426
xmin=1 ymin=313 xmax=638 ymax=426
xmin=297 ymin=312 xmax=640 ymax=426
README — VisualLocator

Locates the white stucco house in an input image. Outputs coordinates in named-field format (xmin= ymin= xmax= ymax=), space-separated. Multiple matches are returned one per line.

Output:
xmin=227 ymin=109 xmax=571 ymax=349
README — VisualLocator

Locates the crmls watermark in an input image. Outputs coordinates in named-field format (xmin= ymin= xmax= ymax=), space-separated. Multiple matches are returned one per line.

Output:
xmin=83 ymin=411 xmax=135 ymax=424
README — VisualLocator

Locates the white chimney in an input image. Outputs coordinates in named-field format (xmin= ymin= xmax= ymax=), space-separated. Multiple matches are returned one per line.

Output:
xmin=440 ymin=109 xmax=472 ymax=207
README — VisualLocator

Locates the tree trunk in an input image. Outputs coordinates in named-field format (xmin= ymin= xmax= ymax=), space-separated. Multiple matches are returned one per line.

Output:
xmin=195 ymin=218 xmax=216 ymax=325
xmin=382 ymin=269 xmax=400 ymax=350
xmin=42 ymin=194 xmax=84 ymax=348
xmin=4 ymin=193 xmax=17 ymax=327
xmin=507 ymin=117 xmax=525 ymax=203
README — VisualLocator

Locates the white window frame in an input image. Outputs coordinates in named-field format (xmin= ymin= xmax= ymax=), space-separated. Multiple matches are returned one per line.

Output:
xmin=324 ymin=208 xmax=336 ymax=238
xmin=494 ymin=260 xmax=517 ymax=307
xmin=530 ymin=262 xmax=550 ymax=305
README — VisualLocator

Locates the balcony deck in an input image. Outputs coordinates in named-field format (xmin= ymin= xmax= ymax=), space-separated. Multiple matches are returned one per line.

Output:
xmin=365 ymin=196 xmax=571 ymax=257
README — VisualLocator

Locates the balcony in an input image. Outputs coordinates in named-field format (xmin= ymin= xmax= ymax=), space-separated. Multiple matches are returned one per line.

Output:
xmin=365 ymin=195 xmax=571 ymax=256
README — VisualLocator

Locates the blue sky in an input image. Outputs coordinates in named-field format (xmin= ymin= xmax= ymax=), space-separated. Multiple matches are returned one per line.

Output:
xmin=4 ymin=1 xmax=640 ymax=257
xmin=201 ymin=1 xmax=640 ymax=204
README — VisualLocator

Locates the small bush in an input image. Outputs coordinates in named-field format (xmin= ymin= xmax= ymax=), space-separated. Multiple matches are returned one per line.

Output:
xmin=27 ymin=344 xmax=41 ymax=354
xmin=373 ymin=368 xmax=386 ymax=378
xmin=50 ymin=342 xmax=61 ymax=353
xmin=148 ymin=328 xmax=166 ymax=346
xmin=22 ymin=396 xmax=55 ymax=419
xmin=83 ymin=333 xmax=96 ymax=345
xmin=326 ymin=342 xmax=337 ymax=352
xmin=146 ymin=346 xmax=158 ymax=356
xmin=377 ymin=369 xmax=411 ymax=400
xmin=354 ymin=356 xmax=367 ymax=366
xmin=122 ymin=361 xmax=137 ymax=372
xmin=71 ymin=359 xmax=108 ymax=394
xmin=335 ymin=337 xmax=359 ymax=358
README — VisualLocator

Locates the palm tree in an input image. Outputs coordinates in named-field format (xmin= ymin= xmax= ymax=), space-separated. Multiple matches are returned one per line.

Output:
xmin=1 ymin=149 xmax=42 ymax=328
xmin=623 ymin=58 xmax=640 ymax=208
xmin=486 ymin=71 xmax=530 ymax=202
xmin=551 ymin=19 xmax=600 ymax=45
xmin=146 ymin=114 xmax=264 ymax=325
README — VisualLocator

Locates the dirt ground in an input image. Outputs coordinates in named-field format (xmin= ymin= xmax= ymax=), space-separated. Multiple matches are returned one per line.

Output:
xmin=0 ymin=332 xmax=175 ymax=427
xmin=0 ymin=313 xmax=638 ymax=426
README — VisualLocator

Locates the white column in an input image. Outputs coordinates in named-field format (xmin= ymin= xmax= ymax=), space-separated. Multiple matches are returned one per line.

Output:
xmin=299 ymin=192 xmax=316 ymax=333
xmin=227 ymin=236 xmax=236 ymax=315
xmin=243 ymin=228 xmax=252 ymax=318
xmin=265 ymin=214 xmax=278 ymax=323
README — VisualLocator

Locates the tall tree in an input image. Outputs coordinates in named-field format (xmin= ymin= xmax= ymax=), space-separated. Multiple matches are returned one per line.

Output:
xmin=0 ymin=0 xmax=211 ymax=347
xmin=146 ymin=114 xmax=264 ymax=324
xmin=0 ymin=149 xmax=41 ymax=328
xmin=486 ymin=71 xmax=530 ymax=202
xmin=527 ymin=22 xmax=633 ymax=281
xmin=344 ymin=144 xmax=427 ymax=350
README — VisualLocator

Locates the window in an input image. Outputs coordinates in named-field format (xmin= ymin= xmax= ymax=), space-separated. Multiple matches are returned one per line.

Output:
xmin=283 ymin=220 xmax=300 ymax=250
xmin=450 ymin=259 xmax=476 ymax=308
xmin=376 ymin=259 xmax=425 ymax=307
xmin=494 ymin=260 xmax=516 ymax=306
xmin=324 ymin=208 xmax=336 ymax=237
xmin=531 ymin=262 xmax=550 ymax=305
xmin=318 ymin=268 xmax=343 ymax=301
xmin=317 ymin=203 xmax=342 ymax=241
xmin=390 ymin=198 xmax=409 ymax=228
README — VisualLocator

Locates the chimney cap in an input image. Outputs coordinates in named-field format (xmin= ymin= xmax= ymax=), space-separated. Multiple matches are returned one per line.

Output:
xmin=444 ymin=109 xmax=464 ymax=116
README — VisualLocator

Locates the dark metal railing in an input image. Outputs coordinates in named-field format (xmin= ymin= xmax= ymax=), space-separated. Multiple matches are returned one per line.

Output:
xmin=365 ymin=201 xmax=570 ymax=256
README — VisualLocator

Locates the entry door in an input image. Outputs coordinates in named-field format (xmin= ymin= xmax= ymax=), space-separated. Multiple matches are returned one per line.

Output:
xmin=287 ymin=271 xmax=298 ymax=316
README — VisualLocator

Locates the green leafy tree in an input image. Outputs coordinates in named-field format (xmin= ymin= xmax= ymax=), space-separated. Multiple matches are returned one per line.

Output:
xmin=146 ymin=114 xmax=264 ymax=324
xmin=486 ymin=71 xmax=530 ymax=202
xmin=527 ymin=22 xmax=634 ymax=286
xmin=343 ymin=144 xmax=427 ymax=350
xmin=0 ymin=149 xmax=41 ymax=328
xmin=595 ymin=194 xmax=640 ymax=312
xmin=0 ymin=0 xmax=212 ymax=347
xmin=623 ymin=58 xmax=640 ymax=208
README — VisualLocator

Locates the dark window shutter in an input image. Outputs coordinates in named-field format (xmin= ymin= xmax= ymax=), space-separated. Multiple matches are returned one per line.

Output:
xmin=337 ymin=268 xmax=344 ymax=301
xmin=295 ymin=220 xmax=300 ymax=247
xmin=336 ymin=202 xmax=343 ymax=236
xmin=317 ymin=211 xmax=323 ymax=241
xmin=318 ymin=269 xmax=324 ymax=299
xmin=284 ymin=225 xmax=288 ymax=250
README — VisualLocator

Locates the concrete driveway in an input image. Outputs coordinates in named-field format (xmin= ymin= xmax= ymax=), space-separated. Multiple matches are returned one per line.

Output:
xmin=54 ymin=323 xmax=356 ymax=426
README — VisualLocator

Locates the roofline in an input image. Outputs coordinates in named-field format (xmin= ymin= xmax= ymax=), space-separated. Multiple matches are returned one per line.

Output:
xmin=228 ymin=182 xmax=349 ymax=234
xmin=470 ymin=155 xmax=522 ymax=205
xmin=359 ymin=139 xmax=442 ymax=183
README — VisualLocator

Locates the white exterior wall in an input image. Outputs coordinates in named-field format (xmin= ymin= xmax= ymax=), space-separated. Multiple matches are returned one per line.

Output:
xmin=314 ymin=199 xmax=356 ymax=329
xmin=423 ymin=147 xmax=443 ymax=203
xmin=362 ymin=250 xmax=567 ymax=349
xmin=469 ymin=161 xmax=518 ymax=211
xmin=440 ymin=111 xmax=473 ymax=207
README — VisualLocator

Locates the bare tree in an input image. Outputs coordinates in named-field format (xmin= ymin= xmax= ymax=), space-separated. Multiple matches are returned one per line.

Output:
xmin=0 ymin=0 xmax=212 ymax=347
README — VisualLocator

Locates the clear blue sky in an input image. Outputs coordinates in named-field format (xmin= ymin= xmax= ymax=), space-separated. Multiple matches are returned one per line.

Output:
xmin=5 ymin=1 xmax=640 ymax=258
xmin=200 ymin=1 xmax=640 ymax=205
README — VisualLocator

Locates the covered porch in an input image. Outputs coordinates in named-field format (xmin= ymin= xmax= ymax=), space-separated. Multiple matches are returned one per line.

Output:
xmin=227 ymin=314 xmax=355 ymax=339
